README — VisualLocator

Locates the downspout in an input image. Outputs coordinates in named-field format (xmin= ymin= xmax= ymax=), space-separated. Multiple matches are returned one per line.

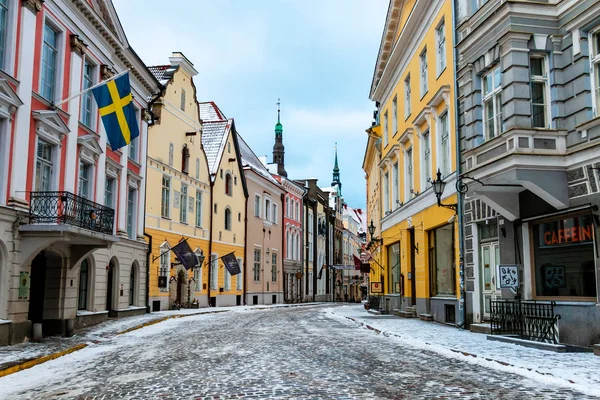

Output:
xmin=452 ymin=0 xmax=467 ymax=329
xmin=313 ymin=200 xmax=318 ymax=302
xmin=208 ymin=176 xmax=214 ymax=306
xmin=280 ymin=192 xmax=285 ymax=303
xmin=243 ymin=194 xmax=248 ymax=305
xmin=144 ymin=232 xmax=152 ymax=312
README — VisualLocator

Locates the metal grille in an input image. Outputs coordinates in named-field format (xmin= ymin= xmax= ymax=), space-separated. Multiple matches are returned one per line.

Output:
xmin=29 ymin=191 xmax=115 ymax=235
xmin=490 ymin=299 xmax=560 ymax=344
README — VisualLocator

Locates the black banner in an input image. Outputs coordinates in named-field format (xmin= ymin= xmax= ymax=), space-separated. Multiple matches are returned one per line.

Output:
xmin=360 ymin=263 xmax=371 ymax=274
xmin=222 ymin=252 xmax=241 ymax=276
xmin=171 ymin=240 xmax=197 ymax=270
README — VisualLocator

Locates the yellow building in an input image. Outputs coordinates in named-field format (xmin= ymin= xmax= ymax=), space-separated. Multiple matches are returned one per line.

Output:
xmin=366 ymin=0 xmax=460 ymax=324
xmin=200 ymin=102 xmax=248 ymax=307
xmin=146 ymin=53 xmax=211 ymax=310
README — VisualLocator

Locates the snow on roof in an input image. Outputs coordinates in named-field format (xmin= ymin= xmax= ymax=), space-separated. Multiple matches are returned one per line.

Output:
xmin=147 ymin=65 xmax=178 ymax=86
xmin=201 ymin=119 xmax=231 ymax=176
xmin=199 ymin=101 xmax=226 ymax=122
xmin=238 ymin=135 xmax=281 ymax=187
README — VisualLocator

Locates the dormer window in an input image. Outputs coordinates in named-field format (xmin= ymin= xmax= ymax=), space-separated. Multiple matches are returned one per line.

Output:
xmin=181 ymin=144 xmax=190 ymax=174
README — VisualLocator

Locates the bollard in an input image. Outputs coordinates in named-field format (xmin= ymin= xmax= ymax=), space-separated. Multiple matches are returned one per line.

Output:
xmin=65 ymin=319 xmax=75 ymax=337
xmin=32 ymin=323 xmax=42 ymax=342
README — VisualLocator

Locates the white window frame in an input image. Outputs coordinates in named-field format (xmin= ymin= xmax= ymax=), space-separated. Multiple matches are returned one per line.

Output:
xmin=405 ymin=147 xmax=413 ymax=200
xmin=236 ymin=258 xmax=243 ymax=290
xmin=161 ymin=175 xmax=170 ymax=218
xmin=0 ymin=0 xmax=18 ymax=75
xmin=210 ymin=253 xmax=218 ymax=290
xmin=159 ymin=242 xmax=170 ymax=292
xmin=39 ymin=16 xmax=65 ymax=103
xmin=392 ymin=96 xmax=398 ymax=134
xmin=383 ymin=171 xmax=389 ymax=214
xmin=383 ymin=111 xmax=388 ymax=147
xmin=127 ymin=187 xmax=136 ymax=240
xmin=271 ymin=252 xmax=277 ymax=282
xmin=179 ymin=184 xmax=188 ymax=223
xmin=180 ymin=88 xmax=186 ymax=111
xmin=420 ymin=48 xmax=428 ymax=97
xmin=392 ymin=162 xmax=398 ymax=210
xmin=272 ymin=204 xmax=278 ymax=224
xmin=80 ymin=57 xmax=97 ymax=129
xmin=104 ymin=176 xmax=115 ymax=208
xmin=224 ymin=262 xmax=231 ymax=290
xmin=35 ymin=139 xmax=55 ymax=191
xmin=194 ymin=262 xmax=202 ymax=292
xmin=592 ymin=28 xmax=600 ymax=116
xmin=168 ymin=143 xmax=174 ymax=167
xmin=421 ymin=130 xmax=431 ymax=189
xmin=253 ymin=249 xmax=261 ymax=282
xmin=195 ymin=157 xmax=200 ymax=180
xmin=529 ymin=55 xmax=550 ymax=128
xmin=404 ymin=75 xmax=411 ymax=119
xmin=264 ymin=197 xmax=272 ymax=222
xmin=482 ymin=66 xmax=503 ymax=141
xmin=436 ymin=21 xmax=446 ymax=76
xmin=437 ymin=111 xmax=451 ymax=177
xmin=224 ymin=207 xmax=232 ymax=230
xmin=195 ymin=190 xmax=202 ymax=227
xmin=254 ymin=194 xmax=261 ymax=217
xmin=78 ymin=160 xmax=93 ymax=199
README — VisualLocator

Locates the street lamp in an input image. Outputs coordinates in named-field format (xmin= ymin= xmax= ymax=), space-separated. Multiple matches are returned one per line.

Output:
xmin=367 ymin=220 xmax=383 ymax=250
xmin=431 ymin=170 xmax=458 ymax=213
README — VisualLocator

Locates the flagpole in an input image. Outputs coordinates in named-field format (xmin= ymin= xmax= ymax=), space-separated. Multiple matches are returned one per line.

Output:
xmin=53 ymin=69 xmax=130 ymax=107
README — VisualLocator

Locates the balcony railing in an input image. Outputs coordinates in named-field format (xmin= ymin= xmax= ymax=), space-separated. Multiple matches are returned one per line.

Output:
xmin=490 ymin=299 xmax=561 ymax=344
xmin=29 ymin=191 xmax=115 ymax=235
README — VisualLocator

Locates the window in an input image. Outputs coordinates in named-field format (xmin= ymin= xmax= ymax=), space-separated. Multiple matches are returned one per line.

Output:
xmin=253 ymin=249 xmax=261 ymax=281
xmin=210 ymin=254 xmax=218 ymax=290
xmin=227 ymin=142 xmax=231 ymax=153
xmin=383 ymin=172 xmax=389 ymax=214
xmin=383 ymin=111 xmax=388 ymax=147
xmin=436 ymin=22 xmax=446 ymax=75
xmin=127 ymin=188 xmax=136 ymax=239
xmin=225 ymin=173 xmax=232 ymax=195
xmin=129 ymin=265 xmax=136 ymax=305
xmin=181 ymin=145 xmax=190 ymax=174
xmin=195 ymin=158 xmax=200 ymax=180
xmin=35 ymin=140 xmax=53 ymax=191
xmin=180 ymin=88 xmax=186 ymax=111
xmin=78 ymin=259 xmax=89 ymax=310
xmin=236 ymin=258 xmax=243 ymax=290
xmin=179 ymin=184 xmax=188 ymax=223
xmin=287 ymin=234 xmax=291 ymax=259
xmin=482 ymin=66 xmax=503 ymax=140
xmin=404 ymin=75 xmax=411 ymax=118
xmin=422 ymin=130 xmax=431 ymax=188
xmin=168 ymin=143 xmax=174 ymax=167
xmin=105 ymin=177 xmax=114 ymax=208
xmin=80 ymin=60 xmax=94 ymax=128
xmin=295 ymin=202 xmax=299 ymax=221
xmin=593 ymin=30 xmax=600 ymax=116
xmin=161 ymin=176 xmax=170 ymax=218
xmin=78 ymin=161 xmax=90 ymax=199
xmin=388 ymin=243 xmax=400 ymax=294
xmin=0 ymin=0 xmax=9 ymax=70
xmin=41 ymin=23 xmax=58 ymax=102
xmin=159 ymin=243 xmax=170 ymax=292
xmin=429 ymin=224 xmax=455 ymax=296
xmin=420 ymin=49 xmax=428 ymax=96
xmin=530 ymin=56 xmax=549 ymax=128
xmin=265 ymin=199 xmax=271 ymax=222
xmin=392 ymin=97 xmax=397 ymax=134
xmin=272 ymin=253 xmax=277 ymax=282
xmin=224 ymin=207 xmax=232 ymax=230
xmin=272 ymin=204 xmax=278 ymax=224
xmin=194 ymin=262 xmax=202 ymax=291
xmin=406 ymin=148 xmax=413 ymax=198
xmin=254 ymin=194 xmax=261 ymax=217
xmin=532 ymin=214 xmax=596 ymax=298
xmin=129 ymin=136 xmax=138 ymax=162
xmin=286 ymin=197 xmax=290 ymax=217
xmin=195 ymin=190 xmax=202 ymax=227
xmin=392 ymin=162 xmax=398 ymax=210
xmin=224 ymin=263 xmax=231 ymax=290
xmin=439 ymin=113 xmax=450 ymax=176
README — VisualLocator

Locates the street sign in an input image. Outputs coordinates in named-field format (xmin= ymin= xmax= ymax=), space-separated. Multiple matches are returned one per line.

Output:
xmin=498 ymin=265 xmax=519 ymax=289
xmin=370 ymin=282 xmax=383 ymax=293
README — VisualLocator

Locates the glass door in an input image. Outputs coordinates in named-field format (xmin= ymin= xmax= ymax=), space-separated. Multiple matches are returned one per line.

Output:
xmin=481 ymin=242 xmax=500 ymax=319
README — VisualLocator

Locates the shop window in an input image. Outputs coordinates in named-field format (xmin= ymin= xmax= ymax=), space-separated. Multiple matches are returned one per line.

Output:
xmin=532 ymin=214 xmax=597 ymax=298
xmin=429 ymin=224 xmax=455 ymax=296
xmin=388 ymin=243 xmax=400 ymax=294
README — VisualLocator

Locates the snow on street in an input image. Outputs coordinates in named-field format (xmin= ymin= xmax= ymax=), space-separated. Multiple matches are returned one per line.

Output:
xmin=0 ymin=304 xmax=596 ymax=399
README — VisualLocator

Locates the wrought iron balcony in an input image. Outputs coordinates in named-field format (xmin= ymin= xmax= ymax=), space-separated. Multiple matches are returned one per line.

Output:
xmin=29 ymin=191 xmax=115 ymax=235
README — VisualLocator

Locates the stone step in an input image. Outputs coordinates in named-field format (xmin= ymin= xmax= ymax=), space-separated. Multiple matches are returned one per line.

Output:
xmin=470 ymin=323 xmax=492 ymax=335
xmin=419 ymin=313 xmax=433 ymax=321
xmin=394 ymin=310 xmax=417 ymax=318
xmin=594 ymin=344 xmax=600 ymax=356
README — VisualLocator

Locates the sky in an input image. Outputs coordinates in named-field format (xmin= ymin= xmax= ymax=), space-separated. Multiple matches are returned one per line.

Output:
xmin=113 ymin=0 xmax=388 ymax=209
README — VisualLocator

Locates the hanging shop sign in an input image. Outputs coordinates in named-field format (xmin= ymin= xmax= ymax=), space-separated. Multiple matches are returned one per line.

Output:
xmin=537 ymin=215 xmax=594 ymax=248
xmin=497 ymin=265 xmax=519 ymax=289
xmin=370 ymin=282 xmax=383 ymax=293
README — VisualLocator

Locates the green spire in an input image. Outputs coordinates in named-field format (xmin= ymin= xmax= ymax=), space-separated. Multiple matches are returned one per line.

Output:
xmin=275 ymin=98 xmax=283 ymax=137
xmin=333 ymin=143 xmax=339 ymax=172
xmin=332 ymin=143 xmax=341 ymax=194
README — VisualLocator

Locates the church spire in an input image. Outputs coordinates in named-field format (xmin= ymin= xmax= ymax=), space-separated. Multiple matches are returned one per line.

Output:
xmin=272 ymin=98 xmax=287 ymax=177
xmin=332 ymin=143 xmax=341 ymax=194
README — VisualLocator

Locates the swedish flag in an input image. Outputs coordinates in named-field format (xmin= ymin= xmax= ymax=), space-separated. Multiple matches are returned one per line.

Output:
xmin=92 ymin=72 xmax=139 ymax=151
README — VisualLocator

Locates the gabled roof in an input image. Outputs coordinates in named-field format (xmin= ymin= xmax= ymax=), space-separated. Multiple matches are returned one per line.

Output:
xmin=238 ymin=135 xmax=282 ymax=188
xmin=201 ymin=119 xmax=231 ymax=177
xmin=199 ymin=101 xmax=226 ymax=122
xmin=148 ymin=65 xmax=178 ymax=86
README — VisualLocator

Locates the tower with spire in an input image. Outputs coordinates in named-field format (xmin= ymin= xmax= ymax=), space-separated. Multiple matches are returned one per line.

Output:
xmin=272 ymin=98 xmax=287 ymax=177
xmin=332 ymin=143 xmax=341 ymax=195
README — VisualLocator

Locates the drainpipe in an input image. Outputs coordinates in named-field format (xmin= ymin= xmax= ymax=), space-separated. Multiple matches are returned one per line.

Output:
xmin=243 ymin=195 xmax=248 ymax=305
xmin=280 ymin=192 xmax=285 ymax=303
xmin=452 ymin=0 xmax=467 ymax=329
xmin=144 ymin=232 xmax=152 ymax=313
xmin=208 ymin=176 xmax=214 ymax=306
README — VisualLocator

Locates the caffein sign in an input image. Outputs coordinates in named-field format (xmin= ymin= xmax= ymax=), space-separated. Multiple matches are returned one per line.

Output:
xmin=538 ymin=215 xmax=594 ymax=247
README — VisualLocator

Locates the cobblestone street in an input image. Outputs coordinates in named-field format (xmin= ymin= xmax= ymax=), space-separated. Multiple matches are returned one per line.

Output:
xmin=0 ymin=305 xmax=595 ymax=399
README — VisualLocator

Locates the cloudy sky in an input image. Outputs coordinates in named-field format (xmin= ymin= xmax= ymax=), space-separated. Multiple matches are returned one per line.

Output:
xmin=113 ymin=0 xmax=387 ymax=209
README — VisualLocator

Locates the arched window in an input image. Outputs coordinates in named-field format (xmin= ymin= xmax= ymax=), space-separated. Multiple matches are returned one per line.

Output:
xmin=296 ymin=232 xmax=301 ymax=261
xmin=225 ymin=173 xmax=232 ymax=196
xmin=78 ymin=259 xmax=89 ymax=310
xmin=287 ymin=233 xmax=292 ymax=259
xmin=129 ymin=264 xmax=137 ymax=306
xmin=181 ymin=145 xmax=190 ymax=174
xmin=224 ymin=208 xmax=232 ymax=230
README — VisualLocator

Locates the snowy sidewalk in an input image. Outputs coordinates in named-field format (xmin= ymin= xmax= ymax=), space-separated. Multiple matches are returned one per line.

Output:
xmin=0 ymin=303 xmax=321 ymax=372
xmin=329 ymin=304 xmax=600 ymax=397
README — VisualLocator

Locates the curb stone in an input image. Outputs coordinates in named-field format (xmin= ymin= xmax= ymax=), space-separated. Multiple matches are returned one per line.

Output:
xmin=0 ymin=343 xmax=87 ymax=378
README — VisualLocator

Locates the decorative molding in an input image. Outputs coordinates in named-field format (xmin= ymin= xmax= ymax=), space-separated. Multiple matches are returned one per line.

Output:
xmin=77 ymin=134 xmax=103 ymax=164
xmin=412 ymin=107 xmax=433 ymax=128
xmin=22 ymin=0 xmax=44 ymax=13
xmin=399 ymin=126 xmax=414 ymax=145
xmin=100 ymin=64 xmax=115 ymax=80
xmin=428 ymin=85 xmax=451 ymax=109
xmin=70 ymin=34 xmax=87 ymax=56
xmin=0 ymin=79 xmax=23 ymax=120
xmin=32 ymin=110 xmax=69 ymax=146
